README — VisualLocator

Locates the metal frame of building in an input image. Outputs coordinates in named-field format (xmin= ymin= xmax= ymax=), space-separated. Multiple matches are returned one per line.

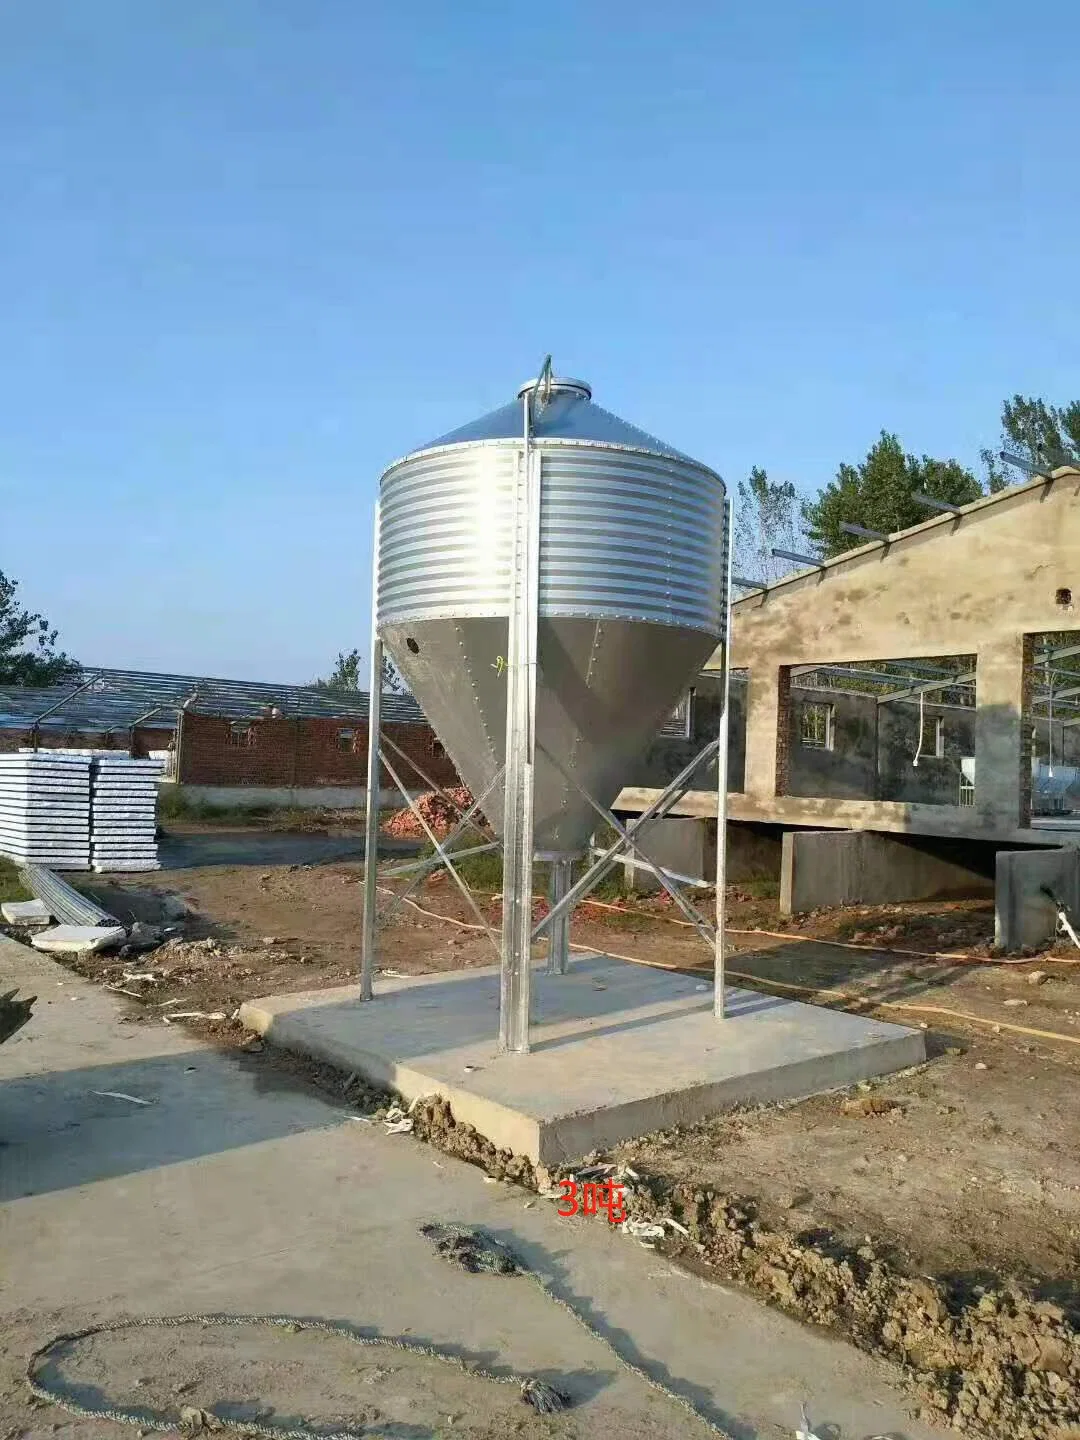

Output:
xmin=0 ymin=666 xmax=427 ymax=741
xmin=789 ymin=643 xmax=1080 ymax=718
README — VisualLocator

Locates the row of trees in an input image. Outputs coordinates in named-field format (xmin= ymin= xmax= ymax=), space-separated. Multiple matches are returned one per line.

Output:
xmin=3 ymin=393 xmax=1079 ymax=685
xmin=313 ymin=647 xmax=406 ymax=694
xmin=734 ymin=393 xmax=1080 ymax=580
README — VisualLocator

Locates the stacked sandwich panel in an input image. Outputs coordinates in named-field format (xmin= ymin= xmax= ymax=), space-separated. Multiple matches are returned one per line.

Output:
xmin=90 ymin=757 xmax=163 ymax=872
xmin=0 ymin=754 xmax=92 ymax=869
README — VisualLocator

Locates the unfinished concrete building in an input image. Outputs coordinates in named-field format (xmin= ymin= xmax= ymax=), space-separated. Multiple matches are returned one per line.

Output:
xmin=614 ymin=466 xmax=1080 ymax=941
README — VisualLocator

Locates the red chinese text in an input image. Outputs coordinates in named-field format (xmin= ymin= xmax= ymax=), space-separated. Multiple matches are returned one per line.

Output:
xmin=556 ymin=1178 xmax=627 ymax=1223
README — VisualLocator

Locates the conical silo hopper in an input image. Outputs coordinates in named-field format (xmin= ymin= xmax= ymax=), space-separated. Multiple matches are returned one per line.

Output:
xmin=376 ymin=374 xmax=728 ymax=859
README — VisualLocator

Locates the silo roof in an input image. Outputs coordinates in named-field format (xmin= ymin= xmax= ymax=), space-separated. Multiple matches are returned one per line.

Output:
xmin=422 ymin=382 xmax=704 ymax=467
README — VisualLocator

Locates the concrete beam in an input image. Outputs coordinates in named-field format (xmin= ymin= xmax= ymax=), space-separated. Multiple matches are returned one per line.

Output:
xmin=611 ymin=785 xmax=1080 ymax=847
xmin=780 ymin=829 xmax=993 ymax=915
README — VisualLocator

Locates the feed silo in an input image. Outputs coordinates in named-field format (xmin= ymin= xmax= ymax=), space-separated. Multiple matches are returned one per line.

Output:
xmin=365 ymin=362 xmax=729 ymax=1050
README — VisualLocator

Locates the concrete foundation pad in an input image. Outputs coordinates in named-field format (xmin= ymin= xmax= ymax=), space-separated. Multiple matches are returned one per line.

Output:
xmin=241 ymin=954 xmax=926 ymax=1165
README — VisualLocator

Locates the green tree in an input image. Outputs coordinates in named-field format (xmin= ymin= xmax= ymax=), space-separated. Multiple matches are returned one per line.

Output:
xmin=803 ymin=432 xmax=983 ymax=558
xmin=0 ymin=570 xmax=75 ymax=685
xmin=314 ymin=648 xmax=406 ymax=693
xmin=981 ymin=394 xmax=1080 ymax=487
xmin=732 ymin=466 xmax=808 ymax=583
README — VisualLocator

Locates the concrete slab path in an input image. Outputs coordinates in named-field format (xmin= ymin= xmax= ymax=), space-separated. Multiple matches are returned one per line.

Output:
xmin=0 ymin=933 xmax=938 ymax=1440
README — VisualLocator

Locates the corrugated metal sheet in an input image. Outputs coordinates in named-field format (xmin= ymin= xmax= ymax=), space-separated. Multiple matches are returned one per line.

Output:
xmin=21 ymin=864 xmax=120 ymax=924
xmin=378 ymin=426 xmax=726 ymax=633
xmin=0 ymin=667 xmax=428 ymax=733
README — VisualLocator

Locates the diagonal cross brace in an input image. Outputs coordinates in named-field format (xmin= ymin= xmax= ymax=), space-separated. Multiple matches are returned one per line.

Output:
xmin=536 ymin=741 xmax=715 ymax=949
xmin=379 ymin=753 xmax=502 ymax=957
xmin=374 ymin=768 xmax=505 ymax=930
xmin=531 ymin=736 xmax=721 ymax=942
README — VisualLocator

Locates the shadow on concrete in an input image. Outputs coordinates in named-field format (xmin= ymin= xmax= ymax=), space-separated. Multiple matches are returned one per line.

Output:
xmin=486 ymin=1224 xmax=761 ymax=1440
xmin=0 ymin=1048 xmax=343 ymax=1202
xmin=257 ymin=952 xmax=788 ymax=1064
xmin=35 ymin=1318 xmax=612 ymax=1437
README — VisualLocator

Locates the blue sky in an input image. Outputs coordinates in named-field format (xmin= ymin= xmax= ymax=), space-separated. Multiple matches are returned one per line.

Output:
xmin=3 ymin=1 xmax=1078 ymax=681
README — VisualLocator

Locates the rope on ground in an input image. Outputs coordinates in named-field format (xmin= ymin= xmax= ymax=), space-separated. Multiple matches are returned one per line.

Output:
xmin=376 ymin=887 xmax=1080 ymax=1050
xmin=577 ymin=895 xmax=1080 ymax=967
xmin=385 ymin=877 xmax=1080 ymax=968
xmin=27 ymin=1225 xmax=735 ymax=1440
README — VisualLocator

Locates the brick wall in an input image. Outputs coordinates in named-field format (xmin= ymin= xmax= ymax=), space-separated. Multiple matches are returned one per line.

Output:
xmin=0 ymin=726 xmax=173 ymax=757
xmin=176 ymin=712 xmax=461 ymax=790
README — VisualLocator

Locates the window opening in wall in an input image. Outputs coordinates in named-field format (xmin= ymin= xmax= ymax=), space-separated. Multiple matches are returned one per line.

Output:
xmin=661 ymin=689 xmax=695 ymax=740
xmin=786 ymin=654 xmax=975 ymax=805
xmin=914 ymin=699 xmax=947 ymax=766
xmin=429 ymin=736 xmax=446 ymax=758
xmin=958 ymin=759 xmax=976 ymax=806
xmin=228 ymin=722 xmax=256 ymax=748
xmin=337 ymin=727 xmax=357 ymax=753
xmin=800 ymin=701 xmax=834 ymax=750
xmin=1024 ymin=630 xmax=1080 ymax=821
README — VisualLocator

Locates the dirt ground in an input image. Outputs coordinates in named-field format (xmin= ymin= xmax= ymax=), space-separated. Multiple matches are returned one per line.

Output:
xmin=9 ymin=827 xmax=1080 ymax=1436
xmin=16 ymin=849 xmax=1074 ymax=1321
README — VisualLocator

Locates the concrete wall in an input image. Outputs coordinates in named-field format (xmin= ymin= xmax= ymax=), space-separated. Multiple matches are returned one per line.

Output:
xmin=0 ymin=726 xmax=173 ymax=757
xmin=619 ymin=816 xmax=716 ymax=892
xmin=609 ymin=815 xmax=782 ymax=891
xmin=171 ymin=784 xmax=418 ymax=811
xmin=782 ymin=687 xmax=973 ymax=806
xmin=627 ymin=675 xmax=976 ymax=810
xmin=786 ymin=687 xmax=878 ymax=800
xmin=876 ymin=700 xmax=972 ymax=805
xmin=622 ymin=674 xmax=744 ymax=792
xmin=635 ymin=469 xmax=1080 ymax=845
xmin=781 ymin=829 xmax=995 ymax=915
xmin=995 ymin=847 xmax=1080 ymax=951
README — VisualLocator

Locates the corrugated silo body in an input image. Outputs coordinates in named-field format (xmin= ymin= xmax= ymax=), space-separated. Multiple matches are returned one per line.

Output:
xmin=376 ymin=377 xmax=727 ymax=858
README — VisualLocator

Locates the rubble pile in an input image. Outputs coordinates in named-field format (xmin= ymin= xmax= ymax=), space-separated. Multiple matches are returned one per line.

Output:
xmin=381 ymin=787 xmax=479 ymax=839
xmin=623 ymin=1177 xmax=1080 ymax=1438
xmin=410 ymin=1095 xmax=537 ymax=1187
xmin=400 ymin=1098 xmax=1080 ymax=1438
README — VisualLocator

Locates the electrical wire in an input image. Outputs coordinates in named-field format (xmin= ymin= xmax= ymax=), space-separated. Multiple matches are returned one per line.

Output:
xmin=913 ymin=690 xmax=925 ymax=769
xmin=376 ymin=888 xmax=1080 ymax=1049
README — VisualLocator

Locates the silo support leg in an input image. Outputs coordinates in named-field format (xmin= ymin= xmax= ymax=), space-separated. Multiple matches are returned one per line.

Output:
xmin=360 ymin=632 xmax=384 ymax=1001
xmin=546 ymin=859 xmax=573 ymax=975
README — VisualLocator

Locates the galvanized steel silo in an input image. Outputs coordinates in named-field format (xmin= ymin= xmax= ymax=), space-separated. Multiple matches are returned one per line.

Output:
xmin=374 ymin=371 xmax=729 ymax=859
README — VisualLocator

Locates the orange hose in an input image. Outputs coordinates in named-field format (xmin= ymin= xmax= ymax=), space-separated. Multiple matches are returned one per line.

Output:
xmin=379 ymin=887 xmax=1080 ymax=1050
